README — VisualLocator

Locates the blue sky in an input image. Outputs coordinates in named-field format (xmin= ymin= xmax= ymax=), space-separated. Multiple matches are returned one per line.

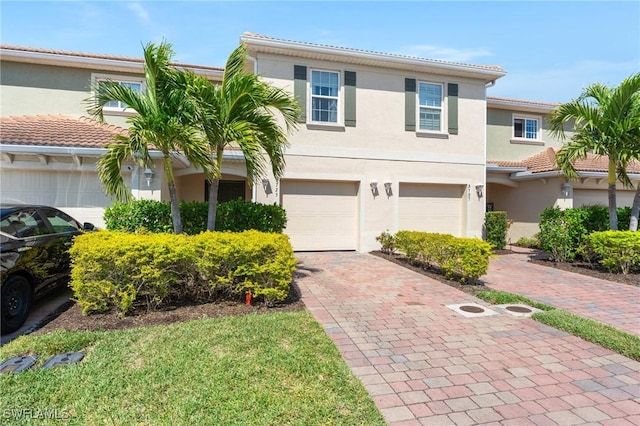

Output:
xmin=2 ymin=1 xmax=638 ymax=103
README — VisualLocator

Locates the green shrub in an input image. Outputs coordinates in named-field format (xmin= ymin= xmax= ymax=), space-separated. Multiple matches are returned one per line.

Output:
xmin=394 ymin=231 xmax=491 ymax=283
xmin=104 ymin=199 xmax=287 ymax=234
xmin=514 ymin=235 xmax=540 ymax=249
xmin=215 ymin=199 xmax=287 ymax=233
xmin=104 ymin=200 xmax=172 ymax=233
xmin=484 ymin=211 xmax=508 ymax=250
xmin=539 ymin=205 xmax=634 ymax=262
xmin=69 ymin=230 xmax=296 ymax=316
xmin=582 ymin=231 xmax=640 ymax=274
xmin=375 ymin=231 xmax=396 ymax=254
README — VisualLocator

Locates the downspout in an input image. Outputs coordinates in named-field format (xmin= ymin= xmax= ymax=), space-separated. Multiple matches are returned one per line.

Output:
xmin=485 ymin=80 xmax=496 ymax=88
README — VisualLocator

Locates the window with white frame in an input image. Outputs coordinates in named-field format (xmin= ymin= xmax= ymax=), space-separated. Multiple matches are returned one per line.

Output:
xmin=92 ymin=74 xmax=144 ymax=112
xmin=513 ymin=115 xmax=540 ymax=140
xmin=418 ymin=82 xmax=443 ymax=132
xmin=310 ymin=70 xmax=339 ymax=123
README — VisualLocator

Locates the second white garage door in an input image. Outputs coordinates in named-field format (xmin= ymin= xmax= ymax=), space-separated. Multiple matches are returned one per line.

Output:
xmin=399 ymin=183 xmax=464 ymax=236
xmin=280 ymin=180 xmax=359 ymax=251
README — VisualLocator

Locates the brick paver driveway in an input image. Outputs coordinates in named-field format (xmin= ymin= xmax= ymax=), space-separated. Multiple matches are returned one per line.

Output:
xmin=483 ymin=250 xmax=640 ymax=338
xmin=295 ymin=252 xmax=640 ymax=425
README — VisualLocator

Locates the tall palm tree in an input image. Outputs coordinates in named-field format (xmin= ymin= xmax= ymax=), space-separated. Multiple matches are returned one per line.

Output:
xmin=87 ymin=41 xmax=213 ymax=234
xmin=549 ymin=73 xmax=640 ymax=230
xmin=190 ymin=44 xmax=300 ymax=230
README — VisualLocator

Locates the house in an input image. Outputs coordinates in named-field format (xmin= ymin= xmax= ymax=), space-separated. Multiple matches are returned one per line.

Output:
xmin=1 ymin=35 xmax=505 ymax=251
xmin=1 ymin=34 xmax=635 ymax=251
xmin=485 ymin=97 xmax=639 ymax=242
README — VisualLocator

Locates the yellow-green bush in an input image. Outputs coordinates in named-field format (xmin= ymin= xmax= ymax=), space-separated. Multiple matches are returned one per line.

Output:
xmin=394 ymin=231 xmax=492 ymax=283
xmin=69 ymin=231 xmax=296 ymax=316
xmin=582 ymin=231 xmax=640 ymax=274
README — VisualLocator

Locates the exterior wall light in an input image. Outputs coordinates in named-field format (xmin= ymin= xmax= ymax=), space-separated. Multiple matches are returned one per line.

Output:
xmin=475 ymin=184 xmax=484 ymax=198
xmin=384 ymin=180 xmax=393 ymax=196
xmin=369 ymin=180 xmax=379 ymax=196
xmin=561 ymin=182 xmax=572 ymax=198
xmin=262 ymin=178 xmax=272 ymax=195
xmin=143 ymin=168 xmax=154 ymax=187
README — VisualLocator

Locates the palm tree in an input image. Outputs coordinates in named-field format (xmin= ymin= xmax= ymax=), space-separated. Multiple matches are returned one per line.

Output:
xmin=87 ymin=41 xmax=214 ymax=234
xmin=190 ymin=44 xmax=300 ymax=230
xmin=549 ymin=73 xmax=640 ymax=230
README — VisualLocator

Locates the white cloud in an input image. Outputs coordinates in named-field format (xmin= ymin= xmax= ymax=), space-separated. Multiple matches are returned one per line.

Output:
xmin=396 ymin=44 xmax=493 ymax=63
xmin=127 ymin=2 xmax=150 ymax=24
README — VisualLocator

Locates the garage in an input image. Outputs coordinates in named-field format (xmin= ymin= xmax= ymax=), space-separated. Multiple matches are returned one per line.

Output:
xmin=399 ymin=183 xmax=464 ymax=236
xmin=573 ymin=188 xmax=635 ymax=208
xmin=280 ymin=179 xmax=359 ymax=251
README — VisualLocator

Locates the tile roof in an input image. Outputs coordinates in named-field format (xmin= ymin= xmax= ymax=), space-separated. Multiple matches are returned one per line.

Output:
xmin=489 ymin=147 xmax=640 ymax=174
xmin=0 ymin=44 xmax=224 ymax=72
xmin=0 ymin=115 xmax=127 ymax=148
xmin=241 ymin=32 xmax=505 ymax=72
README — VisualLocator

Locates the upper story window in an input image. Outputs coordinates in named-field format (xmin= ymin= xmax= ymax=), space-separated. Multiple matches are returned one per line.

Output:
xmin=513 ymin=115 xmax=540 ymax=140
xmin=311 ymin=70 xmax=339 ymax=123
xmin=92 ymin=74 xmax=144 ymax=112
xmin=418 ymin=82 xmax=443 ymax=132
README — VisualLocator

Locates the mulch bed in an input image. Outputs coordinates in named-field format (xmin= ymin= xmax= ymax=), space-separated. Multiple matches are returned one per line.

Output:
xmin=32 ymin=283 xmax=305 ymax=336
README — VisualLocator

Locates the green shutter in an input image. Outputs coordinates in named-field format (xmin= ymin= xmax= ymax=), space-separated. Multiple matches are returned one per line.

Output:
xmin=405 ymin=78 xmax=416 ymax=131
xmin=344 ymin=71 xmax=356 ymax=127
xmin=448 ymin=83 xmax=458 ymax=135
xmin=294 ymin=65 xmax=307 ymax=123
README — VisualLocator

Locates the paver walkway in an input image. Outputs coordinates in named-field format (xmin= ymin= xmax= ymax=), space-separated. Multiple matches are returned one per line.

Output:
xmin=295 ymin=252 xmax=640 ymax=426
xmin=483 ymin=250 xmax=640 ymax=337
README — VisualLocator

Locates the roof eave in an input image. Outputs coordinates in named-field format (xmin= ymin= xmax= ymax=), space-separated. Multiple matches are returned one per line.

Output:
xmin=487 ymin=97 xmax=557 ymax=114
xmin=241 ymin=35 xmax=506 ymax=83
xmin=0 ymin=48 xmax=224 ymax=79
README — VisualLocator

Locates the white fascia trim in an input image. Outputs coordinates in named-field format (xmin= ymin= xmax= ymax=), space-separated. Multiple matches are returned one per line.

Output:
xmin=0 ymin=144 xmax=245 ymax=163
xmin=510 ymin=170 xmax=562 ymax=181
xmin=486 ymin=164 xmax=528 ymax=173
xmin=241 ymin=35 xmax=506 ymax=82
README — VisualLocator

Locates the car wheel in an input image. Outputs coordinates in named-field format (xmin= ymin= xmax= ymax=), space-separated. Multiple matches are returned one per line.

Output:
xmin=1 ymin=275 xmax=33 ymax=334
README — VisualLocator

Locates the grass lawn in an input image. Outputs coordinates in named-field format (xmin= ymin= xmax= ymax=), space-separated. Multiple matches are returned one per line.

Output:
xmin=477 ymin=290 xmax=640 ymax=362
xmin=0 ymin=311 xmax=384 ymax=425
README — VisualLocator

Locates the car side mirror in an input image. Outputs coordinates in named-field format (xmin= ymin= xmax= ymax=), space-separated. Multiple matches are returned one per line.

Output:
xmin=83 ymin=222 xmax=95 ymax=231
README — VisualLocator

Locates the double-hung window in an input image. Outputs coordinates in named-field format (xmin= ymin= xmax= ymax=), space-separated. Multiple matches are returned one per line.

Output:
xmin=418 ymin=82 xmax=443 ymax=132
xmin=311 ymin=70 xmax=339 ymax=123
xmin=513 ymin=116 xmax=540 ymax=140
xmin=93 ymin=74 xmax=144 ymax=112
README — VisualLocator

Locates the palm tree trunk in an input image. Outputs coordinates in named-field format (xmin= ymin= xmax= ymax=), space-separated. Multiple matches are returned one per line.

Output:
xmin=207 ymin=178 xmax=220 ymax=231
xmin=630 ymin=183 xmax=640 ymax=231
xmin=608 ymin=160 xmax=618 ymax=230
xmin=164 ymin=156 xmax=183 ymax=234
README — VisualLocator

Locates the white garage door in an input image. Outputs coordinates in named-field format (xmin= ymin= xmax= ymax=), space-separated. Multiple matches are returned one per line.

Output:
xmin=399 ymin=183 xmax=464 ymax=236
xmin=574 ymin=189 xmax=635 ymax=208
xmin=281 ymin=180 xmax=358 ymax=251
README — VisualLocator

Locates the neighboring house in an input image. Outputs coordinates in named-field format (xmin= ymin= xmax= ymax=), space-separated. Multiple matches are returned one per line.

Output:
xmin=486 ymin=97 xmax=640 ymax=242
xmin=0 ymin=45 xmax=249 ymax=228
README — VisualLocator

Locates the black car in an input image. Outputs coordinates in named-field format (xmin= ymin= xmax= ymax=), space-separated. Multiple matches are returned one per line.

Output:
xmin=1 ymin=205 xmax=95 ymax=334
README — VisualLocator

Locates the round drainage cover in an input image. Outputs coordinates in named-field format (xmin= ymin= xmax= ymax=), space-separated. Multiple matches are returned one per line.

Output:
xmin=460 ymin=305 xmax=485 ymax=313
xmin=506 ymin=306 xmax=532 ymax=313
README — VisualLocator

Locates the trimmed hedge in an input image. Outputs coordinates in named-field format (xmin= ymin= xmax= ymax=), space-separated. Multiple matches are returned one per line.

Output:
xmin=69 ymin=230 xmax=296 ymax=316
xmin=484 ymin=211 xmax=508 ymax=250
xmin=104 ymin=199 xmax=287 ymax=234
xmin=394 ymin=231 xmax=492 ymax=283
xmin=581 ymin=231 xmax=640 ymax=274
